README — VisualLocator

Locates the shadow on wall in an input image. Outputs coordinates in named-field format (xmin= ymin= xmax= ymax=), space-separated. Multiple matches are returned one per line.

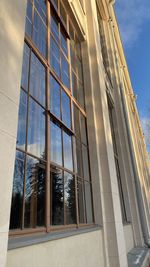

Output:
xmin=0 ymin=0 xmax=26 ymax=102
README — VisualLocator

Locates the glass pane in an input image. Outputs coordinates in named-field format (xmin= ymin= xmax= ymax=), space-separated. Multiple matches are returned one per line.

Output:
xmin=33 ymin=10 xmax=46 ymax=57
xmin=21 ymin=43 xmax=30 ymax=91
xmin=16 ymin=90 xmax=27 ymax=150
xmin=84 ymin=182 xmax=93 ymax=223
xmin=70 ymin=44 xmax=76 ymax=72
xmin=60 ymin=3 xmax=67 ymax=26
xmin=62 ymin=90 xmax=71 ymax=128
xmin=10 ymin=151 xmax=24 ymax=229
xmin=34 ymin=0 xmax=46 ymax=23
xmin=75 ymin=36 xmax=81 ymax=59
xmin=50 ymin=36 xmax=60 ymax=77
xmin=24 ymin=156 xmax=45 ymax=228
xmin=25 ymin=0 xmax=32 ymax=37
xmin=50 ymin=121 xmax=62 ymax=166
xmin=69 ymin=22 xmax=74 ymax=41
xmin=50 ymin=75 xmax=61 ymax=118
xmin=64 ymin=172 xmax=76 ymax=224
xmin=61 ymin=29 xmax=68 ymax=56
xmin=30 ymin=52 xmax=45 ymax=106
xmin=82 ymin=145 xmax=90 ymax=181
xmin=77 ymin=179 xmax=85 ymax=223
xmin=77 ymin=58 xmax=83 ymax=83
xmin=78 ymin=82 xmax=85 ymax=109
xmin=28 ymin=98 xmax=45 ymax=159
xmin=51 ymin=0 xmax=58 ymax=9
xmin=76 ymin=140 xmax=83 ymax=177
xmin=72 ymin=71 xmax=78 ymax=100
xmin=80 ymin=113 xmax=87 ymax=145
xmin=61 ymin=55 xmax=70 ymax=89
xmin=63 ymin=131 xmax=73 ymax=171
xmin=73 ymin=105 xmax=80 ymax=139
xmin=51 ymin=166 xmax=64 ymax=225
xmin=51 ymin=11 xmax=59 ymax=43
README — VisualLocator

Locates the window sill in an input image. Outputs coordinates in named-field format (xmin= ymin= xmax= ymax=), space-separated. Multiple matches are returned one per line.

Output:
xmin=8 ymin=225 xmax=101 ymax=250
xmin=127 ymin=247 xmax=150 ymax=267
xmin=123 ymin=221 xmax=132 ymax=226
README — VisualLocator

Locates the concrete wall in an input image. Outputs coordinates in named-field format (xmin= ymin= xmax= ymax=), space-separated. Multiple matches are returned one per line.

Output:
xmin=0 ymin=0 xmax=27 ymax=266
xmin=123 ymin=225 xmax=134 ymax=253
xmin=7 ymin=230 xmax=104 ymax=267
xmin=0 ymin=0 xmax=149 ymax=266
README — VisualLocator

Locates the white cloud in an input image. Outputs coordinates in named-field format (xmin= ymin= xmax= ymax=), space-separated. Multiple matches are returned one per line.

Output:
xmin=115 ymin=0 xmax=150 ymax=48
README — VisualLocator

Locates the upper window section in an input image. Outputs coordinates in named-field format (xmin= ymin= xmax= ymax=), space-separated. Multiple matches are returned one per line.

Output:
xmin=25 ymin=0 xmax=47 ymax=57
xmin=69 ymin=22 xmax=85 ymax=109
xmin=10 ymin=0 xmax=94 ymax=234
xmin=50 ymin=9 xmax=69 ymax=89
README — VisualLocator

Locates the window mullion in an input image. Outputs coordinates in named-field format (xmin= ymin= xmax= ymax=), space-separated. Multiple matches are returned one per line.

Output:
xmin=46 ymin=0 xmax=51 ymax=231
xmin=21 ymin=45 xmax=32 ymax=230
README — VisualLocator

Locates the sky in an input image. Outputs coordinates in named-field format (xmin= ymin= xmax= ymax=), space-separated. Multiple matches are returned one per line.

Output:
xmin=115 ymin=0 xmax=150 ymax=157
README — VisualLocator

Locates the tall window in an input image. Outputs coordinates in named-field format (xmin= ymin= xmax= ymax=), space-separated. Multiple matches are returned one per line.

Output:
xmin=108 ymin=98 xmax=128 ymax=223
xmin=10 ymin=0 xmax=94 ymax=235
xmin=97 ymin=7 xmax=112 ymax=88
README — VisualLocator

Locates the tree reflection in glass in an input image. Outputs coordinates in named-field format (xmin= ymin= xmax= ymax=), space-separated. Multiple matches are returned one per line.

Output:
xmin=24 ymin=156 xmax=45 ymax=228
xmin=64 ymin=172 xmax=76 ymax=224
xmin=10 ymin=151 xmax=25 ymax=229
xmin=28 ymin=98 xmax=45 ymax=159
xmin=50 ymin=121 xmax=62 ymax=166
xmin=51 ymin=166 xmax=64 ymax=225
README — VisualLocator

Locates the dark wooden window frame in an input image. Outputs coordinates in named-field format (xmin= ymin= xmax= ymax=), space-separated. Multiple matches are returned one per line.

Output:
xmin=9 ymin=0 xmax=95 ymax=237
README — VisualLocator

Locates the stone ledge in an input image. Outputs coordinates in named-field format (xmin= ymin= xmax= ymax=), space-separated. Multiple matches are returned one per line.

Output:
xmin=127 ymin=246 xmax=150 ymax=267
xmin=8 ymin=225 xmax=101 ymax=250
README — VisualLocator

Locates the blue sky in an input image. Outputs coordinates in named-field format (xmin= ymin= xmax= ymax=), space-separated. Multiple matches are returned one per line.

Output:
xmin=115 ymin=0 xmax=150 ymax=156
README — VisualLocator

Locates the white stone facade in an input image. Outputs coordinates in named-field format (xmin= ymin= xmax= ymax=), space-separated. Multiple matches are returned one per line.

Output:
xmin=0 ymin=0 xmax=149 ymax=266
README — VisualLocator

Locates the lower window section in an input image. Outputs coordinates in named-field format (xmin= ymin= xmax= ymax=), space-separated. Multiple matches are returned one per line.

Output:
xmin=10 ymin=151 xmax=25 ymax=230
xmin=64 ymin=172 xmax=76 ymax=225
xmin=10 ymin=151 xmax=46 ymax=230
xmin=10 ymin=152 xmax=94 ymax=232
xmin=24 ymin=156 xmax=45 ymax=228
xmin=51 ymin=166 xmax=64 ymax=225
xmin=51 ymin=167 xmax=76 ymax=226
